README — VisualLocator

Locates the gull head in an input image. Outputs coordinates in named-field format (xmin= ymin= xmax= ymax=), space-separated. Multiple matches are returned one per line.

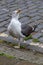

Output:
xmin=12 ymin=9 xmax=21 ymax=19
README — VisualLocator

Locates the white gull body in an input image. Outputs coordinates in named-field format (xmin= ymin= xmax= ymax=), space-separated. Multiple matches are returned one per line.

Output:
xmin=7 ymin=10 xmax=37 ymax=48
xmin=7 ymin=10 xmax=25 ymax=48
xmin=8 ymin=10 xmax=25 ymax=38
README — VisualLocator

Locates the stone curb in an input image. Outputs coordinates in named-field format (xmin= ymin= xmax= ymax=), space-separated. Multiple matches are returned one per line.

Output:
xmin=0 ymin=33 xmax=43 ymax=53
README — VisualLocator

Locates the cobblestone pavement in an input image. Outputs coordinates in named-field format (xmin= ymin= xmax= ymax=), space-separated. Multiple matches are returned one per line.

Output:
xmin=0 ymin=43 xmax=43 ymax=65
xmin=0 ymin=56 xmax=38 ymax=65
xmin=0 ymin=0 xmax=43 ymax=64
xmin=0 ymin=0 xmax=43 ymax=41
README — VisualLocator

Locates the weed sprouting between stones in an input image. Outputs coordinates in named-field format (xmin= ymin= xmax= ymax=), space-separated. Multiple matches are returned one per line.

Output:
xmin=32 ymin=38 xmax=40 ymax=43
xmin=0 ymin=52 xmax=16 ymax=59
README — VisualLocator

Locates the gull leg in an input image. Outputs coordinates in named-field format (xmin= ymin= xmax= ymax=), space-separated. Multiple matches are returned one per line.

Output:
xmin=17 ymin=38 xmax=22 ymax=48
xmin=14 ymin=38 xmax=23 ymax=48
xmin=14 ymin=38 xmax=20 ymax=48
xmin=18 ymin=38 xmax=23 ymax=48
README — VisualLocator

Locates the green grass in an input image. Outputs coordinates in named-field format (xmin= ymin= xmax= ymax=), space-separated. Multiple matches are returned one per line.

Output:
xmin=0 ymin=40 xmax=10 ymax=43
xmin=0 ymin=52 xmax=15 ymax=59
xmin=24 ymin=34 xmax=33 ymax=40
xmin=8 ymin=43 xmax=18 ymax=47
xmin=32 ymin=38 xmax=40 ymax=43
xmin=0 ymin=52 xmax=4 ymax=56
xmin=20 ymin=45 xmax=25 ymax=49
xmin=0 ymin=39 xmax=4 ymax=43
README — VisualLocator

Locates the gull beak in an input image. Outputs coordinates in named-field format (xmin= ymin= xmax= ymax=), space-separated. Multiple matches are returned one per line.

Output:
xmin=17 ymin=9 xmax=21 ymax=14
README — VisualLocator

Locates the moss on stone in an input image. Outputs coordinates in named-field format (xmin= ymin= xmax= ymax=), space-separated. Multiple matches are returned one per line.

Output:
xmin=0 ymin=52 xmax=15 ymax=59
xmin=9 ymin=43 xmax=18 ymax=47
xmin=32 ymin=38 xmax=40 ymax=42
xmin=20 ymin=45 xmax=25 ymax=49
xmin=0 ymin=39 xmax=4 ymax=43
xmin=24 ymin=34 xmax=33 ymax=40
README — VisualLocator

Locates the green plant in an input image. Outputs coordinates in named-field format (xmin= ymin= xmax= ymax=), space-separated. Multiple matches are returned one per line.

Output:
xmin=20 ymin=45 xmax=25 ymax=49
xmin=4 ymin=54 xmax=15 ymax=59
xmin=9 ymin=43 xmax=18 ymax=47
xmin=24 ymin=34 xmax=33 ymax=40
xmin=0 ymin=40 xmax=4 ymax=43
xmin=0 ymin=52 xmax=4 ymax=56
xmin=0 ymin=52 xmax=15 ymax=59
xmin=32 ymin=38 xmax=40 ymax=42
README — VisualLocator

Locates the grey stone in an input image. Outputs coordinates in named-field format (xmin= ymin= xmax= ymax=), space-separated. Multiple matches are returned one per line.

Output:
xmin=26 ymin=39 xmax=32 ymax=45
xmin=0 ymin=13 xmax=8 ymax=19
xmin=32 ymin=32 xmax=42 ymax=38
xmin=0 ymin=9 xmax=7 ymax=15
xmin=38 ymin=9 xmax=43 ymax=13
xmin=0 ymin=27 xmax=6 ymax=32
xmin=38 ymin=23 xmax=43 ymax=29
xmin=29 ymin=9 xmax=38 ymax=13
xmin=39 ymin=37 xmax=43 ymax=42
xmin=29 ymin=6 xmax=37 ymax=10
xmin=0 ymin=21 xmax=8 ymax=27
xmin=26 ymin=1 xmax=33 ymax=5
xmin=19 ymin=17 xmax=31 ymax=23
xmin=31 ymin=16 xmax=40 ymax=20
xmin=9 ymin=7 xmax=18 ymax=12
xmin=7 ymin=0 xmax=14 ymax=3
xmin=39 ymin=5 xmax=43 ymax=9
xmin=35 ymin=28 xmax=39 ymax=32
xmin=40 ymin=13 xmax=43 ymax=16
xmin=29 ymin=22 xmax=36 ymax=26
xmin=34 ymin=1 xmax=40 ymax=4
xmin=0 ymin=35 xmax=16 ymax=43
xmin=4 ymin=24 xmax=9 ymax=28
xmin=29 ymin=13 xmax=39 ymax=17
xmin=41 ymin=29 xmax=43 ymax=33
xmin=0 ymin=16 xmax=9 ymax=22
xmin=27 ymin=4 xmax=34 ymax=7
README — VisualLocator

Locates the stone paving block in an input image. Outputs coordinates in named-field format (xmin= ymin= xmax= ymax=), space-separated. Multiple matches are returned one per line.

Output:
xmin=32 ymin=32 xmax=42 ymax=38
xmin=29 ymin=12 xmax=39 ymax=17
xmin=0 ymin=27 xmax=6 ymax=32
xmin=0 ymin=13 xmax=9 ymax=19
xmin=19 ymin=17 xmax=30 ymax=23
xmin=29 ymin=22 xmax=36 ymax=26
xmin=20 ymin=11 xmax=29 ymax=17
xmin=0 ymin=9 xmax=8 ymax=15
xmin=35 ymin=28 xmax=39 ymax=32
xmin=16 ymin=0 xmax=24 ymax=4
xmin=7 ymin=4 xmax=16 ymax=8
xmin=0 ymin=19 xmax=10 ymax=27
xmin=9 ymin=6 xmax=19 ymax=11
xmin=0 ymin=33 xmax=43 ymax=54
xmin=29 ymin=9 xmax=38 ymax=13
xmin=4 ymin=23 xmax=9 ymax=28
xmin=27 ymin=3 xmax=35 ymax=7
xmin=29 ymin=6 xmax=37 ymax=10
xmin=7 ymin=0 xmax=14 ymax=3
xmin=0 ymin=16 xmax=9 ymax=22
xmin=38 ymin=23 xmax=43 ymax=29
xmin=19 ymin=6 xmax=27 ymax=10
xmin=39 ymin=37 xmax=43 ymax=43
xmin=39 ymin=6 xmax=43 ymax=9
xmin=31 ymin=15 xmax=41 ymax=21
xmin=26 ymin=1 xmax=33 ymax=5
xmin=33 ymin=1 xmax=40 ymax=4
xmin=6 ymin=1 xmax=15 ymax=5
xmin=0 ymin=21 xmax=8 ymax=27
xmin=38 ymin=9 xmax=43 ymax=13
xmin=18 ymin=4 xmax=26 ymax=9
xmin=39 ymin=13 xmax=43 ymax=16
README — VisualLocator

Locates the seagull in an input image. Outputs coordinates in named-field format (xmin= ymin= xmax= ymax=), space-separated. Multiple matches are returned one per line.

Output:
xmin=7 ymin=9 xmax=37 ymax=48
